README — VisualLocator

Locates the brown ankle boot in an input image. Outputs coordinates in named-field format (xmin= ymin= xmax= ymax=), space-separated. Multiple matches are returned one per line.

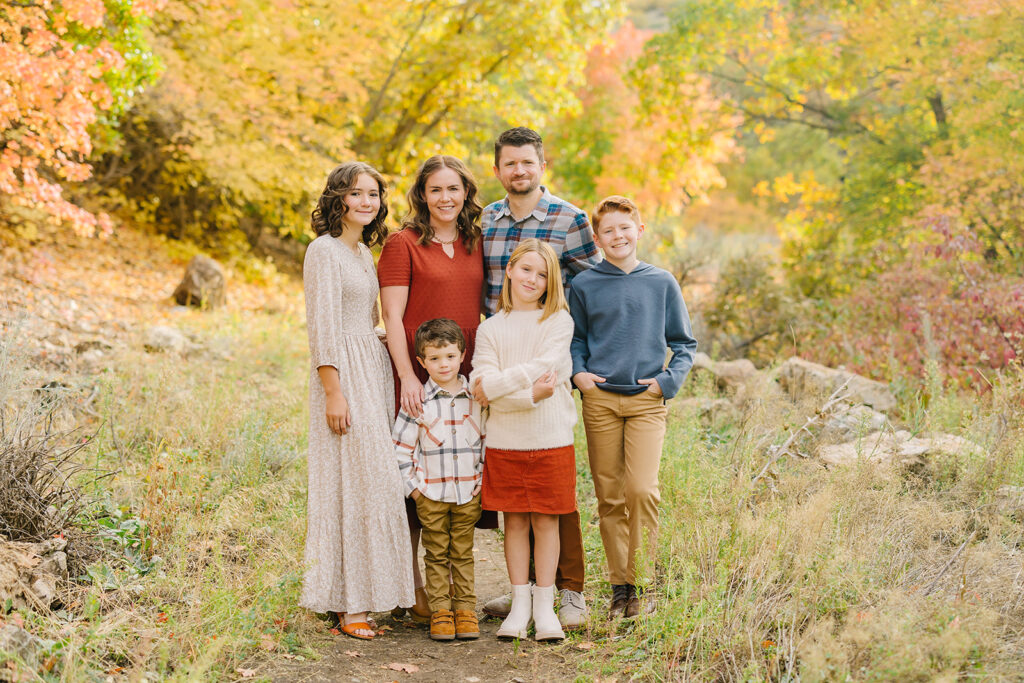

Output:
xmin=454 ymin=610 xmax=479 ymax=639
xmin=409 ymin=586 xmax=431 ymax=623
xmin=430 ymin=609 xmax=456 ymax=640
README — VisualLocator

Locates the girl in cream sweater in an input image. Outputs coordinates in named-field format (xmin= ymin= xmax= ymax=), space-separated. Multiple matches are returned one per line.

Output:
xmin=470 ymin=238 xmax=577 ymax=641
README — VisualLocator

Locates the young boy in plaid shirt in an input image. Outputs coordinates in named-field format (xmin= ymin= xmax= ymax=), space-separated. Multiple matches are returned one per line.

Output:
xmin=393 ymin=318 xmax=484 ymax=641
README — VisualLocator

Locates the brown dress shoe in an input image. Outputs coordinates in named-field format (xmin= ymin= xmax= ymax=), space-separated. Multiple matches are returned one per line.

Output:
xmin=454 ymin=609 xmax=480 ymax=639
xmin=609 ymin=584 xmax=632 ymax=619
xmin=624 ymin=592 xmax=656 ymax=619
xmin=430 ymin=609 xmax=456 ymax=640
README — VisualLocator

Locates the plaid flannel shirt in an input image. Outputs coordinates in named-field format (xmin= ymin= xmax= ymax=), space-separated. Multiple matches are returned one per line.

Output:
xmin=482 ymin=186 xmax=600 ymax=315
xmin=393 ymin=376 xmax=485 ymax=504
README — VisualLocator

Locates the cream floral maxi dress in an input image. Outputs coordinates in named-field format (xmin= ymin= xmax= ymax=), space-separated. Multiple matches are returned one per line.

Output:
xmin=300 ymin=235 xmax=414 ymax=614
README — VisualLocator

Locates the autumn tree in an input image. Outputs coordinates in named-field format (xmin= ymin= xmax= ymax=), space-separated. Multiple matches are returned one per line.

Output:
xmin=646 ymin=0 xmax=1024 ymax=381
xmin=0 ymin=0 xmax=162 ymax=237
xmin=97 ymin=0 xmax=622 ymax=248
xmin=548 ymin=21 xmax=739 ymax=214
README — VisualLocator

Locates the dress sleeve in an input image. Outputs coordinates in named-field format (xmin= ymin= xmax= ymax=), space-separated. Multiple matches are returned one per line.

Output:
xmin=303 ymin=240 xmax=344 ymax=371
xmin=378 ymin=231 xmax=413 ymax=288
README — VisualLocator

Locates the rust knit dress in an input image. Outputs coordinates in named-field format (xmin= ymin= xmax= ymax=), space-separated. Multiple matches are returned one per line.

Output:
xmin=377 ymin=227 xmax=496 ymax=529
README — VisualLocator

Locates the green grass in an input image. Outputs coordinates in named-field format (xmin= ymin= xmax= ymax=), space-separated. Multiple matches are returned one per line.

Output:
xmin=5 ymin=298 xmax=1024 ymax=681
xmin=568 ymin=368 xmax=1024 ymax=681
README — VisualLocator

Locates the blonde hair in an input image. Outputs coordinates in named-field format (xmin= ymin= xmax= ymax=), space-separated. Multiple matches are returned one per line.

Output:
xmin=498 ymin=238 xmax=567 ymax=321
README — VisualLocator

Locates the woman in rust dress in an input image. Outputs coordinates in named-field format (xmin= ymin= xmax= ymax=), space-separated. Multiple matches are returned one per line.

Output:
xmin=378 ymin=155 xmax=493 ymax=620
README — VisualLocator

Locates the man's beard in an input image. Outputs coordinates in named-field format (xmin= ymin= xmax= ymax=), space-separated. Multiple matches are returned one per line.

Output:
xmin=506 ymin=178 xmax=540 ymax=196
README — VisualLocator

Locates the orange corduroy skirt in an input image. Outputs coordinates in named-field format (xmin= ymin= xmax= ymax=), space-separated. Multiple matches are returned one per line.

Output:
xmin=481 ymin=445 xmax=577 ymax=514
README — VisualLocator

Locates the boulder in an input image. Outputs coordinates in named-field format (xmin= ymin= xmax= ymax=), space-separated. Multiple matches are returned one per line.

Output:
xmin=993 ymin=486 xmax=1024 ymax=518
xmin=0 ymin=624 xmax=45 ymax=664
xmin=172 ymin=255 xmax=226 ymax=308
xmin=817 ymin=430 xmax=984 ymax=468
xmin=144 ymin=326 xmax=189 ymax=354
xmin=0 ymin=537 xmax=67 ymax=612
xmin=822 ymin=403 xmax=889 ymax=441
xmin=778 ymin=357 xmax=896 ymax=412
xmin=691 ymin=352 xmax=759 ymax=393
xmin=677 ymin=397 xmax=741 ymax=424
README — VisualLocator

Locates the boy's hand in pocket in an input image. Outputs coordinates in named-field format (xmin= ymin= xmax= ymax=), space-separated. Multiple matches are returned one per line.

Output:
xmin=638 ymin=377 xmax=663 ymax=396
xmin=572 ymin=372 xmax=606 ymax=392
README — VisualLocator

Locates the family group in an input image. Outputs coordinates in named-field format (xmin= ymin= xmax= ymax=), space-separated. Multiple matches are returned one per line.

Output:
xmin=299 ymin=127 xmax=698 ymax=644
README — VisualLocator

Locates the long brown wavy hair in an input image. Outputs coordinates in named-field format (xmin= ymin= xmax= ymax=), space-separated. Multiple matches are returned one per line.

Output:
xmin=402 ymin=155 xmax=482 ymax=253
xmin=311 ymin=162 xmax=389 ymax=247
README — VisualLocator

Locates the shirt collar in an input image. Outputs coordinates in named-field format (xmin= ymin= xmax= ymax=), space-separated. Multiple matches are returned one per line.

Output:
xmin=496 ymin=186 xmax=553 ymax=222
xmin=423 ymin=375 xmax=472 ymax=401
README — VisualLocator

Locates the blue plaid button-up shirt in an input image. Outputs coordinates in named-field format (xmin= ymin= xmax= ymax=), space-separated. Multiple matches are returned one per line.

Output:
xmin=481 ymin=186 xmax=600 ymax=315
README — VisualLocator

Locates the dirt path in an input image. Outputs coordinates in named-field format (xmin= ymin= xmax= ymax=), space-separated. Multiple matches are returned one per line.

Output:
xmin=270 ymin=530 xmax=580 ymax=683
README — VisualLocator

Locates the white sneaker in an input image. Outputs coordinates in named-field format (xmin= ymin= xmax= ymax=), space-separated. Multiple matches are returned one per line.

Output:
xmin=557 ymin=589 xmax=588 ymax=629
xmin=482 ymin=591 xmax=512 ymax=618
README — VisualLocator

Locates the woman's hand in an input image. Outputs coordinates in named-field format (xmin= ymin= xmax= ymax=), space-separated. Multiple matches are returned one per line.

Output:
xmin=531 ymin=371 xmax=557 ymax=402
xmin=400 ymin=374 xmax=425 ymax=418
xmin=471 ymin=377 xmax=489 ymax=407
xmin=324 ymin=390 xmax=352 ymax=435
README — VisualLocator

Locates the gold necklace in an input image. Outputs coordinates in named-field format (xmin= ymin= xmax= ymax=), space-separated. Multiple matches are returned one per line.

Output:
xmin=432 ymin=233 xmax=458 ymax=245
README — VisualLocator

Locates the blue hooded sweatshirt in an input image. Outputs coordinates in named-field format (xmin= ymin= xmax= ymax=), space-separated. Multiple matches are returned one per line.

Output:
xmin=567 ymin=260 xmax=697 ymax=399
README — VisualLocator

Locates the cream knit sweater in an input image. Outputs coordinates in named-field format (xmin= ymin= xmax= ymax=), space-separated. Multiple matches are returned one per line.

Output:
xmin=470 ymin=308 xmax=577 ymax=450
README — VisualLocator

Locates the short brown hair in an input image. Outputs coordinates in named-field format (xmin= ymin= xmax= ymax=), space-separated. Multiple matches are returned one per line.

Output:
xmin=592 ymin=195 xmax=641 ymax=230
xmin=414 ymin=318 xmax=465 ymax=358
xmin=494 ymin=127 xmax=544 ymax=166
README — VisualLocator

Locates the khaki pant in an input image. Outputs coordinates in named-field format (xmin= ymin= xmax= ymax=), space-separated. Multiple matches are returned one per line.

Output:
xmin=581 ymin=387 xmax=667 ymax=586
xmin=415 ymin=494 xmax=482 ymax=611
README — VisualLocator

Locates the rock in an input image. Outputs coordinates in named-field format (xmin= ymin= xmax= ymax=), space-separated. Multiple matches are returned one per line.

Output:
xmin=73 ymin=340 xmax=112 ymax=354
xmin=0 ymin=537 xmax=66 ymax=611
xmin=144 ymin=326 xmax=189 ymax=354
xmin=677 ymin=397 xmax=741 ymax=424
xmin=778 ymin=357 xmax=897 ymax=412
xmin=818 ymin=430 xmax=984 ymax=468
xmin=993 ymin=486 xmax=1024 ymax=518
xmin=172 ymin=255 xmax=226 ymax=308
xmin=823 ymin=403 xmax=889 ymax=441
xmin=0 ymin=624 xmax=45 ymax=664
xmin=691 ymin=352 xmax=759 ymax=393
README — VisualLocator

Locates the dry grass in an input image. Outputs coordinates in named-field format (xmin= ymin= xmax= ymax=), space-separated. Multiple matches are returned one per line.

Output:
xmin=570 ymin=364 xmax=1024 ymax=681
xmin=4 ymin=268 xmax=1024 ymax=680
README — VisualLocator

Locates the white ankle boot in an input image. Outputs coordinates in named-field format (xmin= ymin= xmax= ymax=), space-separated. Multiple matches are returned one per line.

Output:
xmin=532 ymin=584 xmax=565 ymax=641
xmin=496 ymin=584 xmax=532 ymax=639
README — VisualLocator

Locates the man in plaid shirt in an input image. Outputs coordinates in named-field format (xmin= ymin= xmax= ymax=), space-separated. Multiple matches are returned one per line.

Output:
xmin=480 ymin=127 xmax=598 ymax=628
xmin=393 ymin=319 xmax=484 ymax=641
xmin=482 ymin=127 xmax=601 ymax=316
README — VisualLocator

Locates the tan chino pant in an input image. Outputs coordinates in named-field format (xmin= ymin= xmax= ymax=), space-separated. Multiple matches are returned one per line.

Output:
xmin=415 ymin=494 xmax=482 ymax=612
xmin=581 ymin=387 xmax=667 ymax=586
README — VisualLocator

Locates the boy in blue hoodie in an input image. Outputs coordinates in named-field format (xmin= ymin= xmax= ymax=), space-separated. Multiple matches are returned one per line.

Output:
xmin=568 ymin=195 xmax=697 ymax=619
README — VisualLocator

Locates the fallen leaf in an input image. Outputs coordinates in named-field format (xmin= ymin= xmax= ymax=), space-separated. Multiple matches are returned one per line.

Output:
xmin=329 ymin=628 xmax=341 ymax=636
xmin=344 ymin=650 xmax=362 ymax=657
xmin=388 ymin=662 xmax=420 ymax=674
xmin=236 ymin=668 xmax=256 ymax=678
xmin=280 ymin=653 xmax=295 ymax=659
xmin=378 ymin=624 xmax=393 ymax=631
xmin=576 ymin=641 xmax=596 ymax=651
xmin=260 ymin=634 xmax=276 ymax=651
xmin=466 ymin=678 xmax=481 ymax=682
